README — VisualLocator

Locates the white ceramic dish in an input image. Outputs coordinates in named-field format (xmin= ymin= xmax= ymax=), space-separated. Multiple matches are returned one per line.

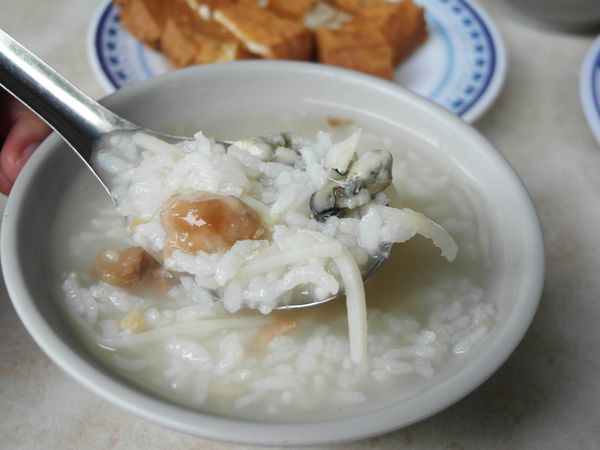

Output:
xmin=1 ymin=61 xmax=542 ymax=446
xmin=501 ymin=0 xmax=600 ymax=30
xmin=88 ymin=0 xmax=506 ymax=123
xmin=580 ymin=34 xmax=600 ymax=146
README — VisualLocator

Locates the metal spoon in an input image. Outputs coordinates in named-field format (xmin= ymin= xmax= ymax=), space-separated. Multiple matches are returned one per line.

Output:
xmin=0 ymin=29 xmax=389 ymax=309
xmin=0 ymin=28 xmax=180 ymax=195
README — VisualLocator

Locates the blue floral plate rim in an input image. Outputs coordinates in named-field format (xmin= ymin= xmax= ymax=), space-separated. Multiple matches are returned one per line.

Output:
xmin=88 ymin=0 xmax=506 ymax=123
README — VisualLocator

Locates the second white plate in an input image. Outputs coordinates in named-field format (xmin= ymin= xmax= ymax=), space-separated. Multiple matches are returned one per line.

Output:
xmin=89 ymin=0 xmax=506 ymax=123
xmin=580 ymin=35 xmax=600 ymax=145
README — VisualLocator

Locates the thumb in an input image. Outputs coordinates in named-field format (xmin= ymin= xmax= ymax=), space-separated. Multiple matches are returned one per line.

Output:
xmin=0 ymin=109 xmax=51 ymax=188
xmin=0 ymin=165 xmax=13 ymax=195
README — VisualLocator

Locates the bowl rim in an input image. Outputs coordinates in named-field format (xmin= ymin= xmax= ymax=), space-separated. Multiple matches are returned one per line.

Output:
xmin=0 ymin=60 xmax=545 ymax=446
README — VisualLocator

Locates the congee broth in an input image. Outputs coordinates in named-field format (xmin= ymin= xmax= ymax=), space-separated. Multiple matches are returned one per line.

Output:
xmin=50 ymin=116 xmax=496 ymax=420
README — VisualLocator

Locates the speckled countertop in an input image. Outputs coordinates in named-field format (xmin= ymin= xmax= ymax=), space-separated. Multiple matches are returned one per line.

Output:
xmin=1 ymin=1 xmax=600 ymax=449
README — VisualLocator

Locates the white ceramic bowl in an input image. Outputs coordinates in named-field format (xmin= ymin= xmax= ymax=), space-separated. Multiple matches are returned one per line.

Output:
xmin=1 ymin=61 xmax=544 ymax=446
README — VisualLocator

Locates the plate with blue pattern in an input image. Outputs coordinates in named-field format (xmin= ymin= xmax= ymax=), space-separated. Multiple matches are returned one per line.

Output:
xmin=89 ymin=0 xmax=506 ymax=123
xmin=580 ymin=35 xmax=600 ymax=145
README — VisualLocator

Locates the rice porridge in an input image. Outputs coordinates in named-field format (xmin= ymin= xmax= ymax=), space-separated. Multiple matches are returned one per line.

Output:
xmin=50 ymin=116 xmax=496 ymax=420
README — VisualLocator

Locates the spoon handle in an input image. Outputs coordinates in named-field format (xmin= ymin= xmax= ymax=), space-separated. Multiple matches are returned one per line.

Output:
xmin=0 ymin=28 xmax=136 ymax=161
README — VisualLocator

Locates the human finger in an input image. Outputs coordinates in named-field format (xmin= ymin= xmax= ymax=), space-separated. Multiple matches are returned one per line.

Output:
xmin=0 ymin=102 xmax=51 ymax=188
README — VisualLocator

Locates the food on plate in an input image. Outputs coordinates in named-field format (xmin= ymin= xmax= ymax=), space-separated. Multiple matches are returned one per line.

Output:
xmin=213 ymin=3 xmax=315 ymax=60
xmin=267 ymin=0 xmax=319 ymax=20
xmin=114 ymin=0 xmax=427 ymax=79
xmin=53 ymin=118 xmax=495 ymax=418
xmin=162 ymin=5 xmax=253 ymax=65
xmin=114 ymin=0 xmax=168 ymax=48
xmin=315 ymin=26 xmax=395 ymax=80
xmin=334 ymin=0 xmax=428 ymax=64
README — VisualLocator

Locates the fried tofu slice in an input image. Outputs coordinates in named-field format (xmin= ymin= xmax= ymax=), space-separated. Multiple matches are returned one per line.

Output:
xmin=115 ymin=0 xmax=170 ymax=48
xmin=316 ymin=26 xmax=395 ymax=80
xmin=214 ymin=3 xmax=314 ymax=60
xmin=302 ymin=2 xmax=354 ymax=30
xmin=350 ymin=0 xmax=427 ymax=64
xmin=116 ymin=0 xmax=250 ymax=66
xmin=192 ymin=0 xmax=237 ymax=10
xmin=162 ymin=19 xmax=253 ymax=66
xmin=325 ymin=0 xmax=365 ymax=13
xmin=185 ymin=0 xmax=238 ymax=19
xmin=116 ymin=0 xmax=426 ymax=76
xmin=267 ymin=0 xmax=319 ymax=20
xmin=161 ymin=1 xmax=253 ymax=66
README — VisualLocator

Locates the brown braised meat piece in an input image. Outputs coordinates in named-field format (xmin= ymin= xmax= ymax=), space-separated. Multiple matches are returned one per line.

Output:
xmin=92 ymin=247 xmax=160 ymax=287
xmin=160 ymin=192 xmax=263 ymax=256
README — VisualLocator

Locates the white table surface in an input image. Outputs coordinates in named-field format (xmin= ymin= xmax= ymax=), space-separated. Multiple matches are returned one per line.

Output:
xmin=1 ymin=1 xmax=600 ymax=449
